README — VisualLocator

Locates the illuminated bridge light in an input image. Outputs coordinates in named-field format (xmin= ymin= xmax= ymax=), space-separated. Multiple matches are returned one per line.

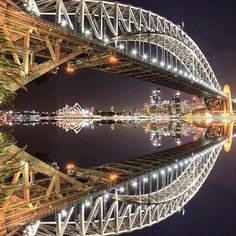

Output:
xmin=152 ymin=173 xmax=157 ymax=178
xmin=104 ymin=193 xmax=109 ymax=199
xmin=84 ymin=29 xmax=91 ymax=36
xmin=131 ymin=49 xmax=137 ymax=56
xmin=66 ymin=67 xmax=74 ymax=73
xmin=85 ymin=200 xmax=91 ymax=207
xmin=109 ymin=172 xmax=119 ymax=182
xmin=179 ymin=70 xmax=183 ymax=74
xmin=161 ymin=170 xmax=165 ymax=175
xmin=104 ymin=36 xmax=109 ymax=44
xmin=142 ymin=54 xmax=148 ymax=60
xmin=174 ymin=67 xmax=177 ymax=72
xmin=132 ymin=181 xmax=138 ymax=188
xmin=167 ymin=65 xmax=171 ymax=69
xmin=109 ymin=55 xmax=118 ymax=64
xmin=61 ymin=209 xmax=67 ymax=217
xmin=160 ymin=61 xmax=165 ymax=67
xmin=152 ymin=58 xmax=157 ymax=63
xmin=143 ymin=177 xmax=148 ymax=182
xmin=119 ymin=187 xmax=125 ymax=193
xmin=61 ymin=20 xmax=67 ymax=27
xmin=168 ymin=167 xmax=172 ymax=172
xmin=119 ymin=44 xmax=125 ymax=50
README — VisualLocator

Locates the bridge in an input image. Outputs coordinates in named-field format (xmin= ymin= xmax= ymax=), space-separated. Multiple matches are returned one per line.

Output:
xmin=0 ymin=123 xmax=234 ymax=235
xmin=0 ymin=0 xmax=234 ymax=114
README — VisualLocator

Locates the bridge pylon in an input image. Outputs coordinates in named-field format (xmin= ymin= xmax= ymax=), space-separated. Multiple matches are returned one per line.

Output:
xmin=223 ymin=121 xmax=234 ymax=152
xmin=223 ymin=84 xmax=233 ymax=115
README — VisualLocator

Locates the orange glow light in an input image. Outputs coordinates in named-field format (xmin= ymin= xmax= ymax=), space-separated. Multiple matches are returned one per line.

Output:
xmin=109 ymin=173 xmax=119 ymax=182
xmin=66 ymin=163 xmax=75 ymax=170
xmin=109 ymin=55 xmax=118 ymax=64
xmin=66 ymin=67 xmax=74 ymax=73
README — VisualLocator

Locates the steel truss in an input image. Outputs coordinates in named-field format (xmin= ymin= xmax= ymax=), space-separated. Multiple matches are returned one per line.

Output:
xmin=22 ymin=140 xmax=225 ymax=236
xmin=0 ymin=123 xmax=232 ymax=235
xmin=0 ymin=0 xmax=229 ymax=100
xmin=0 ymin=144 xmax=110 ymax=235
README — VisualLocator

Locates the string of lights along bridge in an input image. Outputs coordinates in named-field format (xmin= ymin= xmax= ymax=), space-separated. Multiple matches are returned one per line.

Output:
xmin=0 ymin=0 xmax=235 ymax=236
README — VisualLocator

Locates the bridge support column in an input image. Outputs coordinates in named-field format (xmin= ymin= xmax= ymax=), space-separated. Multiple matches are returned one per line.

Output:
xmin=223 ymin=122 xmax=233 ymax=152
xmin=223 ymin=84 xmax=233 ymax=115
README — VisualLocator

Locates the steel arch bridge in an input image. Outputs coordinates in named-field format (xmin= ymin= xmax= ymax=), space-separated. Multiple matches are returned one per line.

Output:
xmin=0 ymin=122 xmax=233 ymax=235
xmin=0 ymin=0 xmax=234 ymax=113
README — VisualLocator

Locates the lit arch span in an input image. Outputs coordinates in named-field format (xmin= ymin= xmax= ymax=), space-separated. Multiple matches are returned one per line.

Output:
xmin=21 ymin=139 xmax=224 ymax=236
xmin=12 ymin=0 xmax=227 ymax=99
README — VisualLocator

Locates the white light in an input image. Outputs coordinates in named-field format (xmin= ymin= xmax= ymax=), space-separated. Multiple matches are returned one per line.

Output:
xmin=152 ymin=173 xmax=157 ymax=178
xmin=119 ymin=44 xmax=125 ymax=50
xmin=184 ymin=72 xmax=188 ymax=76
xmin=179 ymin=70 xmax=183 ymax=74
xmin=132 ymin=181 xmax=138 ymax=188
xmin=119 ymin=187 xmax=125 ymax=193
xmin=168 ymin=167 xmax=172 ymax=172
xmin=131 ymin=49 xmax=137 ymax=56
xmin=174 ymin=165 xmax=178 ymax=169
xmin=104 ymin=36 xmax=109 ymax=43
xmin=180 ymin=162 xmax=183 ymax=166
xmin=61 ymin=210 xmax=67 ymax=217
xmin=143 ymin=177 xmax=148 ymax=182
xmin=85 ymin=200 xmax=91 ymax=207
xmin=161 ymin=170 xmax=165 ymax=175
xmin=104 ymin=193 xmax=109 ymax=199
xmin=160 ymin=61 xmax=165 ymax=67
xmin=185 ymin=160 xmax=189 ymax=164
xmin=61 ymin=20 xmax=67 ymax=27
xmin=174 ymin=67 xmax=177 ymax=72
xmin=167 ymin=65 xmax=171 ymax=69
xmin=152 ymin=58 xmax=157 ymax=63
xmin=84 ymin=29 xmax=91 ymax=36
xmin=142 ymin=54 xmax=148 ymax=60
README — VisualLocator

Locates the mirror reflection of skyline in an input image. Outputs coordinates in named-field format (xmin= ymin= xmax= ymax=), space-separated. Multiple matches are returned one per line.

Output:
xmin=3 ymin=115 xmax=207 ymax=148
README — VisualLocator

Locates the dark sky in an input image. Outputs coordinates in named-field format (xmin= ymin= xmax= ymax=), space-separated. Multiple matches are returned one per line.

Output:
xmin=14 ymin=0 xmax=236 ymax=112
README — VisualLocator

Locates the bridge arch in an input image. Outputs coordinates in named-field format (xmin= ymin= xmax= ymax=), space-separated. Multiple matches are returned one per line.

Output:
xmin=15 ymin=0 xmax=225 ymax=97
xmin=21 ymin=140 xmax=224 ymax=236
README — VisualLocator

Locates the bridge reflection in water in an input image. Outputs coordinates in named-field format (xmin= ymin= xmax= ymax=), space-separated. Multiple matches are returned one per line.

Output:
xmin=0 ymin=122 xmax=234 ymax=235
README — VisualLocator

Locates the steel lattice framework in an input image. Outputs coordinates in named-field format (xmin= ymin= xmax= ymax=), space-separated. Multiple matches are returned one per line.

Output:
xmin=22 ymin=138 xmax=225 ymax=236
xmin=0 ymin=123 xmax=233 ymax=235
xmin=0 ymin=0 xmax=231 ymax=100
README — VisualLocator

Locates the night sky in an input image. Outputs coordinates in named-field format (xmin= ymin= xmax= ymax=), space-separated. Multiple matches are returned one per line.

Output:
xmin=14 ymin=0 xmax=236 ymax=112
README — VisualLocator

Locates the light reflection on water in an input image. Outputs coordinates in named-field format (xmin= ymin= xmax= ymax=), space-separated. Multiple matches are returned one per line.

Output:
xmin=10 ymin=120 xmax=207 ymax=169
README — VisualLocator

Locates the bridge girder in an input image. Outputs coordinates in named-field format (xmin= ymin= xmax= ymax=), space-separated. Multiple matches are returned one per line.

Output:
xmin=0 ymin=122 xmax=233 ymax=235
xmin=0 ymin=0 xmax=229 ymax=101
xmin=20 ymin=139 xmax=224 ymax=236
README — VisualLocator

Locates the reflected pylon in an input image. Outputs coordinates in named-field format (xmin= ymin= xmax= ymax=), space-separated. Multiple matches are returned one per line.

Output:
xmin=223 ymin=121 xmax=234 ymax=152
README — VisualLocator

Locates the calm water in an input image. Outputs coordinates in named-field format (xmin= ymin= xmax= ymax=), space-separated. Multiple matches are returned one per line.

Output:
xmin=7 ymin=120 xmax=236 ymax=236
